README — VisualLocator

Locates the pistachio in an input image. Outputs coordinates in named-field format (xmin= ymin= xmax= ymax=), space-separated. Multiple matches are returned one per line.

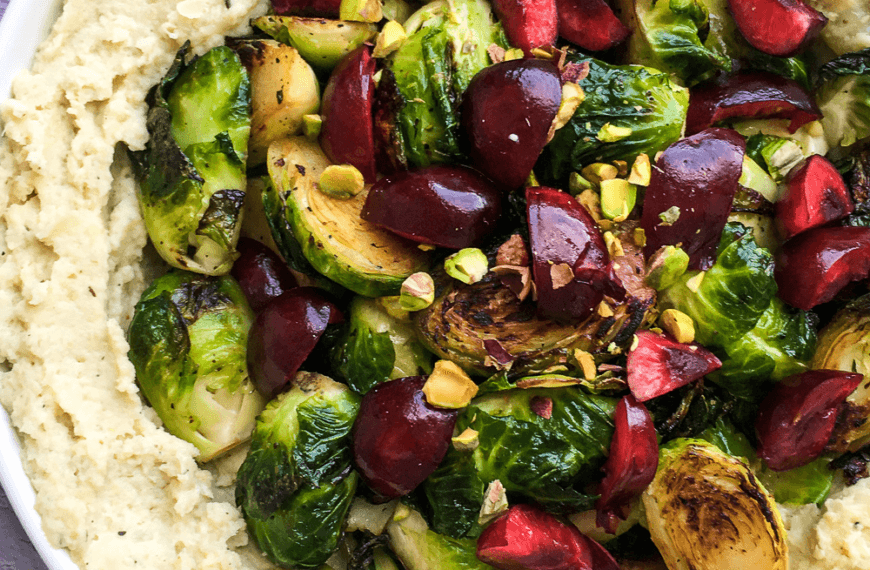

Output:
xmin=633 ymin=227 xmax=647 ymax=247
xmin=444 ymin=248 xmax=488 ymax=284
xmin=504 ymin=48 xmax=525 ymax=61
xmin=452 ymin=427 xmax=480 ymax=451
xmin=596 ymin=123 xmax=632 ymax=142
xmin=551 ymin=82 xmax=585 ymax=133
xmin=318 ymin=164 xmax=365 ymax=199
xmin=575 ymin=188 xmax=604 ymax=221
xmin=478 ymin=480 xmax=509 ymax=526
xmin=657 ymin=205 xmax=680 ymax=226
xmin=660 ymin=308 xmax=696 ymax=344
xmin=422 ymin=360 xmax=479 ymax=409
xmin=597 ymin=300 xmax=614 ymax=318
xmin=526 ymin=170 xmax=540 ymax=187
xmin=399 ymin=272 xmax=435 ymax=311
xmin=340 ymin=0 xmax=383 ymax=22
xmin=685 ymin=271 xmax=705 ymax=293
xmin=372 ymin=20 xmax=406 ymax=58
xmin=581 ymin=162 xmax=619 ymax=185
xmin=645 ymin=245 xmax=689 ymax=290
xmin=569 ymin=171 xmax=594 ymax=196
xmin=603 ymin=232 xmax=624 ymax=258
xmin=302 ymin=114 xmax=322 ymax=139
xmin=612 ymin=159 xmax=628 ymax=177
xmin=628 ymin=153 xmax=652 ymax=186
xmin=573 ymin=349 xmax=597 ymax=380
xmin=417 ymin=243 xmax=437 ymax=251
xmin=599 ymin=178 xmax=637 ymax=221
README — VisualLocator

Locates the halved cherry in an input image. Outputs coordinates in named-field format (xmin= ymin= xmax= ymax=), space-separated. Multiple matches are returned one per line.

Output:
xmin=756 ymin=370 xmax=863 ymax=471
xmin=686 ymin=72 xmax=822 ymax=136
xmin=231 ymin=238 xmax=298 ymax=313
xmin=775 ymin=154 xmax=854 ymax=240
xmin=271 ymin=0 xmax=342 ymax=17
xmin=352 ymin=376 xmax=459 ymax=499
xmin=556 ymin=0 xmax=631 ymax=52
xmin=461 ymin=59 xmax=562 ymax=190
xmin=526 ymin=186 xmax=625 ymax=324
xmin=491 ymin=0 xmax=558 ymax=55
xmin=596 ymin=395 xmax=658 ymax=535
xmin=774 ymin=226 xmax=870 ymax=310
xmin=728 ymin=0 xmax=827 ymax=57
xmin=247 ymin=288 xmax=342 ymax=398
xmin=626 ymin=330 xmax=722 ymax=402
xmin=477 ymin=504 xmax=619 ymax=570
xmin=320 ymin=46 xmax=377 ymax=182
xmin=361 ymin=165 xmax=502 ymax=249
xmin=640 ymin=128 xmax=746 ymax=270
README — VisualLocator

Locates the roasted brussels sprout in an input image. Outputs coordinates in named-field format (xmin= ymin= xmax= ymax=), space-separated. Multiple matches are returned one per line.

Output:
xmin=236 ymin=372 xmax=361 ymax=568
xmin=331 ymin=296 xmax=433 ymax=394
xmin=816 ymin=48 xmax=870 ymax=149
xmin=643 ymin=439 xmax=788 ymax=570
xmin=131 ymin=44 xmax=250 ymax=275
xmin=811 ymin=293 xmax=870 ymax=452
xmin=127 ymin=269 xmax=264 ymax=462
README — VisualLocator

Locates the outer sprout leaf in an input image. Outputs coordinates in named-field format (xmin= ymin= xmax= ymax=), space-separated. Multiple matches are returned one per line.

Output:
xmin=817 ymin=48 xmax=870 ymax=148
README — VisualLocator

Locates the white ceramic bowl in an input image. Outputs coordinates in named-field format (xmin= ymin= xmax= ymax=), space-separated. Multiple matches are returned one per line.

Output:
xmin=0 ymin=0 xmax=80 ymax=568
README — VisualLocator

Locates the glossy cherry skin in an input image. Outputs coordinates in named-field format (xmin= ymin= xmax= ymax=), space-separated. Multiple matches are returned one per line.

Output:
xmin=774 ymin=226 xmax=870 ymax=310
xmin=756 ymin=370 xmax=863 ymax=471
xmin=686 ymin=72 xmax=822 ymax=136
xmin=477 ymin=504 xmax=619 ymax=570
xmin=461 ymin=60 xmax=562 ymax=190
xmin=556 ymin=0 xmax=631 ymax=52
xmin=231 ymin=238 xmax=298 ymax=313
xmin=626 ymin=330 xmax=722 ymax=402
xmin=247 ymin=288 xmax=342 ymax=399
xmin=361 ymin=165 xmax=503 ymax=249
xmin=320 ymin=46 xmax=377 ymax=182
xmin=640 ymin=128 xmax=746 ymax=270
xmin=596 ymin=395 xmax=658 ymax=534
xmin=491 ymin=0 xmax=557 ymax=55
xmin=526 ymin=186 xmax=625 ymax=324
xmin=271 ymin=0 xmax=342 ymax=17
xmin=776 ymin=155 xmax=854 ymax=240
xmin=352 ymin=376 xmax=459 ymax=499
xmin=728 ymin=0 xmax=827 ymax=57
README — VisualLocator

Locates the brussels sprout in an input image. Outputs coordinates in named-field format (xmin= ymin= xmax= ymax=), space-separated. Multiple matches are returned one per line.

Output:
xmin=424 ymin=388 xmax=616 ymax=538
xmin=264 ymin=136 xmax=430 ymax=297
xmin=386 ymin=505 xmax=493 ymax=570
xmin=541 ymin=57 xmax=688 ymax=181
xmin=331 ymin=296 xmax=433 ymax=394
xmin=642 ymin=439 xmax=788 ymax=570
xmin=236 ymin=372 xmax=361 ymax=568
xmin=816 ymin=49 xmax=870 ymax=149
xmin=127 ymin=269 xmax=264 ymax=462
xmin=811 ymin=293 xmax=870 ymax=452
xmin=131 ymin=44 xmax=250 ymax=275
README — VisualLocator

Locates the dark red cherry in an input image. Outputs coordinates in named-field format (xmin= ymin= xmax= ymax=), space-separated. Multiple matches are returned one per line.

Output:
xmin=247 ymin=288 xmax=341 ymax=399
xmin=728 ymin=0 xmax=827 ymax=57
xmin=231 ymin=238 xmax=298 ymax=312
xmin=352 ymin=376 xmax=459 ymax=499
xmin=686 ymin=72 xmax=822 ymax=136
xmin=640 ymin=128 xmax=746 ymax=270
xmin=320 ymin=46 xmax=377 ymax=182
xmin=626 ymin=330 xmax=722 ymax=402
xmin=596 ymin=395 xmax=658 ymax=535
xmin=756 ymin=370 xmax=862 ymax=471
xmin=775 ymin=154 xmax=854 ymax=240
xmin=491 ymin=0 xmax=557 ymax=55
xmin=526 ymin=186 xmax=625 ymax=324
xmin=271 ymin=0 xmax=341 ymax=17
xmin=556 ymin=0 xmax=631 ymax=52
xmin=461 ymin=59 xmax=562 ymax=190
xmin=775 ymin=226 xmax=870 ymax=310
xmin=361 ymin=165 xmax=503 ymax=249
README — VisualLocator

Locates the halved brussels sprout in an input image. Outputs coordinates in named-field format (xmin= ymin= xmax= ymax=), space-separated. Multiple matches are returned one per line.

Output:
xmin=265 ymin=136 xmax=430 ymax=296
xmin=386 ymin=505 xmax=492 ymax=570
xmin=127 ymin=269 xmax=264 ymax=462
xmin=643 ymin=439 xmax=788 ymax=570
xmin=811 ymin=293 xmax=870 ymax=452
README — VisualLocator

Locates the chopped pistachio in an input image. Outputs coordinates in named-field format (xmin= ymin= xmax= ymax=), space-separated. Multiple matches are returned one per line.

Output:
xmin=612 ymin=159 xmax=628 ymax=177
xmin=445 ymin=248 xmax=488 ymax=284
xmin=597 ymin=300 xmax=614 ymax=318
xmin=504 ymin=48 xmax=525 ymax=61
xmin=478 ymin=480 xmax=509 ymax=526
xmin=573 ymin=349 xmax=597 ymax=380
xmin=399 ymin=272 xmax=435 ymax=311
xmin=597 ymin=123 xmax=632 ymax=142
xmin=575 ymin=188 xmax=603 ymax=221
xmin=418 ymin=243 xmax=436 ymax=251
xmin=628 ymin=153 xmax=651 ymax=186
xmin=452 ymin=427 xmax=480 ymax=451
xmin=599 ymin=178 xmax=637 ymax=221
xmin=526 ymin=170 xmax=539 ymax=187
xmin=658 ymin=205 xmax=680 ymax=226
xmin=630 ymin=334 xmax=640 ymax=352
xmin=645 ymin=245 xmax=689 ymax=290
xmin=530 ymin=47 xmax=555 ymax=59
xmin=603 ymin=231 xmax=624 ymax=258
xmin=372 ymin=69 xmax=383 ymax=86
xmin=373 ymin=20 xmax=407 ymax=57
xmin=318 ymin=164 xmax=365 ymax=199
xmin=551 ymin=82 xmax=585 ymax=133
xmin=302 ymin=114 xmax=322 ymax=139
xmin=569 ymin=172 xmax=594 ymax=196
xmin=340 ymin=0 xmax=383 ymax=22
xmin=581 ymin=162 xmax=619 ymax=185
xmin=661 ymin=309 xmax=695 ymax=344
xmin=423 ymin=360 xmax=479 ymax=409
xmin=607 ymin=342 xmax=622 ymax=355
xmin=392 ymin=502 xmax=412 ymax=522
xmin=685 ymin=271 xmax=705 ymax=292
xmin=633 ymin=227 xmax=647 ymax=247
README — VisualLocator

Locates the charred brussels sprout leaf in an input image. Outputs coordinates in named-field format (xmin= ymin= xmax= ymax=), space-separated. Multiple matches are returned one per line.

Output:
xmin=541 ymin=57 xmax=688 ymax=181
xmin=128 ymin=270 xmax=264 ymax=462
xmin=424 ymin=388 xmax=615 ymax=537
xmin=331 ymin=296 xmax=433 ymax=394
xmin=236 ymin=372 xmax=360 ymax=568
xmin=131 ymin=44 xmax=251 ymax=275
xmin=816 ymin=49 xmax=870 ymax=149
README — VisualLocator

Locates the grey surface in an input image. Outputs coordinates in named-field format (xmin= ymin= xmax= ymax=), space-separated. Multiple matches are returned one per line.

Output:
xmin=0 ymin=0 xmax=51 ymax=567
